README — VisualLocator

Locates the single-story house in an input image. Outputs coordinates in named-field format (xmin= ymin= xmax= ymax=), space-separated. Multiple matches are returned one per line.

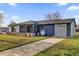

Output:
xmin=76 ymin=24 xmax=79 ymax=32
xmin=8 ymin=18 xmax=76 ymax=37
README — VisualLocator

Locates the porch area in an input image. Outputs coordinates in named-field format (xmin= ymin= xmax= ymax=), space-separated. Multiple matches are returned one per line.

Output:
xmin=8 ymin=23 xmax=40 ymax=37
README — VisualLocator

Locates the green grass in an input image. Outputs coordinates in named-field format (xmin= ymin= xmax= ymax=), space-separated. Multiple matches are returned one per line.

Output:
xmin=0 ymin=34 xmax=47 ymax=52
xmin=36 ymin=35 xmax=79 ymax=56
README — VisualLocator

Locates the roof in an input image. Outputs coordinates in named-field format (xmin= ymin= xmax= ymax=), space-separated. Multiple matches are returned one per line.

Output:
xmin=37 ymin=18 xmax=75 ymax=25
xmin=8 ymin=18 xmax=76 ymax=26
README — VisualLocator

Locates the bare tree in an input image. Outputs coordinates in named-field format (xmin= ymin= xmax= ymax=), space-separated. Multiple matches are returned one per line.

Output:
xmin=45 ymin=11 xmax=61 ymax=20
xmin=45 ymin=13 xmax=52 ymax=20
xmin=51 ymin=11 xmax=61 ymax=19
xmin=9 ymin=20 xmax=16 ymax=25
xmin=0 ymin=13 xmax=3 ymax=27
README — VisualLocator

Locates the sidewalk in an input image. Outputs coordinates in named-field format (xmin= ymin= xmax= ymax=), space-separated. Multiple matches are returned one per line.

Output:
xmin=0 ymin=38 xmax=64 ymax=56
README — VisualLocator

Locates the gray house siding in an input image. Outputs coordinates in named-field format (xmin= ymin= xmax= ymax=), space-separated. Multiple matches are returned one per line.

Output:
xmin=71 ymin=21 xmax=75 ymax=36
xmin=15 ymin=26 xmax=20 ymax=32
xmin=8 ymin=26 xmax=12 ymax=32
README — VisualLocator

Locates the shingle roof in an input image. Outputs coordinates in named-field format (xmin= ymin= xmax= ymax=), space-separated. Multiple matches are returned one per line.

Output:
xmin=8 ymin=18 xmax=76 ymax=26
xmin=37 ymin=18 xmax=75 ymax=24
xmin=17 ymin=20 xmax=38 ymax=25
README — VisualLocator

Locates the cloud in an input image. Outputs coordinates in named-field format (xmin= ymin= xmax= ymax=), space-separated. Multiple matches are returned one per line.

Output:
xmin=0 ymin=10 xmax=9 ymax=18
xmin=5 ymin=14 xmax=9 ymax=17
xmin=0 ymin=10 xmax=4 ymax=14
xmin=7 ymin=3 xmax=16 ymax=7
xmin=10 ymin=16 xmax=19 ymax=20
xmin=74 ymin=16 xmax=79 ymax=18
xmin=57 ymin=3 xmax=67 ymax=6
xmin=67 ymin=5 xmax=79 ymax=11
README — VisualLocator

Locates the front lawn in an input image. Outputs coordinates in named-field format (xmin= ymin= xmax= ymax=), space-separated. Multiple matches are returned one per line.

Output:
xmin=36 ymin=35 xmax=79 ymax=56
xmin=0 ymin=34 xmax=47 ymax=52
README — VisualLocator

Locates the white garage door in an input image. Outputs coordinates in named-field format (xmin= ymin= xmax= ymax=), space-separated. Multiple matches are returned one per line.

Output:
xmin=55 ymin=24 xmax=67 ymax=37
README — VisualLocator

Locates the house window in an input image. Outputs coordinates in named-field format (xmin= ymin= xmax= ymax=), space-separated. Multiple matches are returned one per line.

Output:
xmin=20 ymin=25 xmax=26 ymax=33
xmin=41 ymin=26 xmax=43 ymax=30
xmin=27 ymin=26 xmax=32 ymax=32
xmin=12 ymin=27 xmax=16 ymax=32
xmin=27 ymin=26 xmax=30 ymax=32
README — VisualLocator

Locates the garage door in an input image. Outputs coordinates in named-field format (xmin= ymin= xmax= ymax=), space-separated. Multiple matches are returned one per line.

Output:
xmin=55 ymin=24 xmax=67 ymax=37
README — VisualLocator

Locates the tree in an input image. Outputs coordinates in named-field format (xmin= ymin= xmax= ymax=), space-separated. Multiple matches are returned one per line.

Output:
xmin=45 ymin=13 xmax=52 ymax=20
xmin=9 ymin=20 xmax=16 ymax=25
xmin=45 ymin=11 xmax=61 ymax=20
xmin=0 ymin=13 xmax=4 ymax=27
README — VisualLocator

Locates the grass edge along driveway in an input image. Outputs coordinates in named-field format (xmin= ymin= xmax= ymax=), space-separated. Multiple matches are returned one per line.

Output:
xmin=35 ymin=35 xmax=79 ymax=56
xmin=0 ymin=34 xmax=47 ymax=52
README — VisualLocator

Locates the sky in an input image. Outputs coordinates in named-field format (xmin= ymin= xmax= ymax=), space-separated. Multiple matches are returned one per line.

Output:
xmin=0 ymin=3 xmax=79 ymax=27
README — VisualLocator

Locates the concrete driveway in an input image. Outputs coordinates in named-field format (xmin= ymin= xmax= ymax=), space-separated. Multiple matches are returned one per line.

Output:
xmin=0 ymin=38 xmax=64 ymax=56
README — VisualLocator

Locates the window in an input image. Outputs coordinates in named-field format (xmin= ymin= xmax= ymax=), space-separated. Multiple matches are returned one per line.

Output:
xmin=27 ymin=26 xmax=32 ymax=32
xmin=20 ymin=25 xmax=26 ymax=33
xmin=41 ymin=26 xmax=43 ymax=30
xmin=12 ymin=27 xmax=16 ymax=32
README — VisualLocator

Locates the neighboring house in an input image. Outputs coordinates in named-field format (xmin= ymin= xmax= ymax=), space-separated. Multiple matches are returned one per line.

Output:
xmin=0 ymin=27 xmax=8 ymax=34
xmin=8 ymin=18 xmax=76 ymax=37
xmin=76 ymin=24 xmax=79 ymax=32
